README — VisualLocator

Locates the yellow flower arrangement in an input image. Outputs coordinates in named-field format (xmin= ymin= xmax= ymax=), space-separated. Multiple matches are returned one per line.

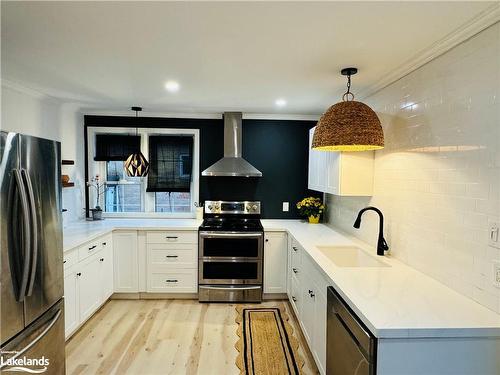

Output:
xmin=296 ymin=197 xmax=325 ymax=221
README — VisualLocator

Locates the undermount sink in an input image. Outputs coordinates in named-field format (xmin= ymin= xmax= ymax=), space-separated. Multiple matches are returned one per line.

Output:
xmin=317 ymin=245 xmax=391 ymax=268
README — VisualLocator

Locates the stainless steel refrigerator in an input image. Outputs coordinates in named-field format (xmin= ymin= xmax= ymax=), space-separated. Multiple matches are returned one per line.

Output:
xmin=0 ymin=131 xmax=65 ymax=374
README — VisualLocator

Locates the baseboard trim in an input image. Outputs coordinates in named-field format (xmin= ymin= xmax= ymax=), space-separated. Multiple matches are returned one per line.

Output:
xmin=263 ymin=293 xmax=288 ymax=300
xmin=111 ymin=292 xmax=287 ymax=300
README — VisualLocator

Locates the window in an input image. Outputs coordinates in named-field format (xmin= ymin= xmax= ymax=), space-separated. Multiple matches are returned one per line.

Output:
xmin=88 ymin=127 xmax=199 ymax=217
xmin=104 ymin=161 xmax=143 ymax=212
xmin=155 ymin=192 xmax=191 ymax=212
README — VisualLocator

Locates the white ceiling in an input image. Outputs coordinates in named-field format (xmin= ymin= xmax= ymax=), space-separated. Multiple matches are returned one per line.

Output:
xmin=1 ymin=1 xmax=497 ymax=115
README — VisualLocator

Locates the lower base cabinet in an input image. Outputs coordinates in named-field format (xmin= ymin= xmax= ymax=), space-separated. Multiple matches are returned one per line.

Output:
xmin=78 ymin=256 xmax=102 ymax=322
xmin=63 ymin=270 xmax=79 ymax=337
xmin=63 ymin=234 xmax=114 ymax=339
xmin=113 ymin=231 xmax=139 ymax=293
xmin=264 ymin=232 xmax=288 ymax=294
xmin=287 ymin=236 xmax=328 ymax=375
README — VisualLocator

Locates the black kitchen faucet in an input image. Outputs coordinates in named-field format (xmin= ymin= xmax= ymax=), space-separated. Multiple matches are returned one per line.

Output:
xmin=353 ymin=206 xmax=389 ymax=256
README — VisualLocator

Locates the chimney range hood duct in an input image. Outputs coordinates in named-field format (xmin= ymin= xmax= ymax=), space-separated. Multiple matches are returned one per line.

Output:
xmin=202 ymin=112 xmax=262 ymax=177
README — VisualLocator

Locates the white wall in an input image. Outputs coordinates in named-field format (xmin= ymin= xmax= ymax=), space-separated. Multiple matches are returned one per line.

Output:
xmin=1 ymin=83 xmax=86 ymax=225
xmin=326 ymin=23 xmax=500 ymax=313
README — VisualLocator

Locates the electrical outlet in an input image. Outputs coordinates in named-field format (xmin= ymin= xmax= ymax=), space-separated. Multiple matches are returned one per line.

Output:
xmin=488 ymin=221 xmax=500 ymax=249
xmin=282 ymin=202 xmax=289 ymax=212
xmin=493 ymin=261 xmax=500 ymax=288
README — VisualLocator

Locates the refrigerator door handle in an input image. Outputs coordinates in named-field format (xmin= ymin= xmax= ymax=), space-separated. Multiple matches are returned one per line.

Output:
xmin=22 ymin=169 xmax=38 ymax=296
xmin=0 ymin=309 xmax=62 ymax=369
xmin=13 ymin=169 xmax=31 ymax=302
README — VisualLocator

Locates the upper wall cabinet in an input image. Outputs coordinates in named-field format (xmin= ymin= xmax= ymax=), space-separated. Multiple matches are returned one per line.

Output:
xmin=308 ymin=127 xmax=374 ymax=196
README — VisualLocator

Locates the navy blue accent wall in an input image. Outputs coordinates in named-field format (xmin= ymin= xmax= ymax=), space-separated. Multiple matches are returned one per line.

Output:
xmin=84 ymin=115 xmax=321 ymax=219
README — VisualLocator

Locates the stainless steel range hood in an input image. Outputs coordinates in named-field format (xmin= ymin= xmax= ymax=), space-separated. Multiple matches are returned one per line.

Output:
xmin=202 ymin=112 xmax=262 ymax=177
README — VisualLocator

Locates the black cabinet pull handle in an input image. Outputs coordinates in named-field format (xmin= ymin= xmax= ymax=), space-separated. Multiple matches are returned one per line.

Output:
xmin=166 ymin=236 xmax=178 ymax=239
xmin=308 ymin=290 xmax=315 ymax=298
xmin=166 ymin=255 xmax=178 ymax=258
xmin=76 ymin=272 xmax=82 ymax=277
xmin=102 ymin=242 xmax=106 ymax=246
xmin=100 ymin=258 xmax=104 ymax=262
xmin=292 ymin=268 xmax=298 ymax=273
xmin=89 ymin=245 xmax=96 ymax=250
xmin=63 ymin=260 xmax=66 ymax=264
xmin=292 ymin=296 xmax=297 ymax=302
xmin=265 ymin=239 xmax=269 ymax=242
xmin=165 ymin=279 xmax=178 ymax=283
xmin=292 ymin=246 xmax=298 ymax=252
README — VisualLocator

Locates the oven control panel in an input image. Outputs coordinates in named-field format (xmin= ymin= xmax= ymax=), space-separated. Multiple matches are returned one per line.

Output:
xmin=204 ymin=200 xmax=261 ymax=215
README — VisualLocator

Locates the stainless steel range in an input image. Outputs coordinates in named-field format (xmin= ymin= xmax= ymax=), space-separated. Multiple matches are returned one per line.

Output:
xmin=198 ymin=200 xmax=263 ymax=302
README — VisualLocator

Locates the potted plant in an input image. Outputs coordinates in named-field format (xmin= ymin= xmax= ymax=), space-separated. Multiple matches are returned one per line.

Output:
xmin=86 ymin=174 xmax=106 ymax=220
xmin=296 ymin=197 xmax=325 ymax=224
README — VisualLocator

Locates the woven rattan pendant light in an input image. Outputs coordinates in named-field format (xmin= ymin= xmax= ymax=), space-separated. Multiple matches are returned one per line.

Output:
xmin=312 ymin=68 xmax=384 ymax=151
xmin=124 ymin=107 xmax=150 ymax=177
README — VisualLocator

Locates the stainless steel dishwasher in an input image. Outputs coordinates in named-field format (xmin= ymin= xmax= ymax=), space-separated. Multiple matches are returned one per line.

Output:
xmin=327 ymin=286 xmax=377 ymax=375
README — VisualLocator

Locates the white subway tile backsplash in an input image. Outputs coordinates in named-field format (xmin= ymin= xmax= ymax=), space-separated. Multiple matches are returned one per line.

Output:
xmin=326 ymin=23 xmax=500 ymax=313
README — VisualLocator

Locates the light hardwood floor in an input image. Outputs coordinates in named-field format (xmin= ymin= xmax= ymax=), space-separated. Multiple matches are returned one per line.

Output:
xmin=66 ymin=299 xmax=319 ymax=375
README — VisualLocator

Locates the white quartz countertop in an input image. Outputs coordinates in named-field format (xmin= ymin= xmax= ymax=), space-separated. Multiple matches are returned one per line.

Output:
xmin=63 ymin=218 xmax=500 ymax=339
xmin=63 ymin=219 xmax=202 ymax=251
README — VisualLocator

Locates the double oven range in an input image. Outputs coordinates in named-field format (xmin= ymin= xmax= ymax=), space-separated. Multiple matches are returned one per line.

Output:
xmin=198 ymin=201 xmax=263 ymax=302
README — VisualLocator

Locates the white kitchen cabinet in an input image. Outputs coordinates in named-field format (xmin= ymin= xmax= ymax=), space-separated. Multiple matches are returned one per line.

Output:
xmin=287 ymin=239 xmax=329 ymax=375
xmin=308 ymin=126 xmax=374 ymax=196
xmin=312 ymin=288 xmax=327 ymax=375
xmin=64 ymin=233 xmax=116 ymax=339
xmin=78 ymin=256 xmax=102 ymax=322
xmin=63 ymin=268 xmax=79 ymax=338
xmin=264 ymin=232 xmax=288 ymax=294
xmin=113 ymin=231 xmax=139 ymax=293
xmin=300 ymin=279 xmax=316 ymax=344
xmin=99 ymin=241 xmax=114 ymax=301
xmin=308 ymin=127 xmax=329 ymax=192
xmin=146 ymin=230 xmax=198 ymax=293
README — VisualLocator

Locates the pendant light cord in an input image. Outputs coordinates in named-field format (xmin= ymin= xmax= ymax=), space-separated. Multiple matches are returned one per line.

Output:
xmin=135 ymin=108 xmax=139 ymax=136
xmin=342 ymin=73 xmax=355 ymax=102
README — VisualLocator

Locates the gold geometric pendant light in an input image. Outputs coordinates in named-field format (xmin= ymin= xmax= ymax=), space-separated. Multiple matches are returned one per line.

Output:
xmin=124 ymin=106 xmax=150 ymax=177
xmin=125 ymin=151 xmax=149 ymax=177
xmin=312 ymin=67 xmax=384 ymax=151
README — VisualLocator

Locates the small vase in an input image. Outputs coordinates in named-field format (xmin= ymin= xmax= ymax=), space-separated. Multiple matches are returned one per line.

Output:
xmin=308 ymin=215 xmax=320 ymax=224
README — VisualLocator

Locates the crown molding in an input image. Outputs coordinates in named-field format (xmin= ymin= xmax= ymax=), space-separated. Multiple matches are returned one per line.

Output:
xmin=82 ymin=110 xmax=320 ymax=121
xmin=82 ymin=110 xmax=223 ymax=119
xmin=359 ymin=3 xmax=500 ymax=99
xmin=243 ymin=113 xmax=319 ymax=121
xmin=1 ymin=79 xmax=60 ymax=101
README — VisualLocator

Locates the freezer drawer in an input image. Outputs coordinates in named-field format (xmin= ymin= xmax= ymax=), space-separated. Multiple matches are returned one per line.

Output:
xmin=0 ymin=299 xmax=65 ymax=375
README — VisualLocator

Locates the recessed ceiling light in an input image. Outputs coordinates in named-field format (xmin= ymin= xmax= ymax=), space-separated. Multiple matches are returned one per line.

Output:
xmin=165 ymin=81 xmax=180 ymax=92
xmin=275 ymin=98 xmax=287 ymax=107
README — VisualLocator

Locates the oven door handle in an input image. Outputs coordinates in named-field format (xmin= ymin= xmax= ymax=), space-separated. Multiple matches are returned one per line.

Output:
xmin=199 ymin=232 xmax=263 ymax=238
xmin=199 ymin=285 xmax=262 ymax=291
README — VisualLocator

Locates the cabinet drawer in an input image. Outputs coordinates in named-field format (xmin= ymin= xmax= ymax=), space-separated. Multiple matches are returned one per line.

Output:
xmin=290 ymin=239 xmax=302 ymax=274
xmin=148 ymin=269 xmax=197 ymax=293
xmin=63 ymin=249 xmax=78 ymax=270
xmin=146 ymin=231 xmax=198 ymax=244
xmin=147 ymin=244 xmax=197 ymax=269
xmin=78 ymin=239 xmax=103 ymax=261
xmin=303 ymin=252 xmax=329 ymax=295
xmin=290 ymin=275 xmax=301 ymax=315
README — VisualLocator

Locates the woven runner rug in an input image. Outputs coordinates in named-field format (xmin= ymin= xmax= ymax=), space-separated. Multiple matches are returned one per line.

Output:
xmin=235 ymin=306 xmax=304 ymax=375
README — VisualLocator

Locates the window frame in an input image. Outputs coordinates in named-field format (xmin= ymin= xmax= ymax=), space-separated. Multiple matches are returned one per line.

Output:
xmin=87 ymin=126 xmax=200 ymax=218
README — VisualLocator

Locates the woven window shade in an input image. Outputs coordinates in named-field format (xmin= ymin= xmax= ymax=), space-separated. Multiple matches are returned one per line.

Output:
xmin=147 ymin=136 xmax=193 ymax=192
xmin=94 ymin=134 xmax=141 ymax=161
